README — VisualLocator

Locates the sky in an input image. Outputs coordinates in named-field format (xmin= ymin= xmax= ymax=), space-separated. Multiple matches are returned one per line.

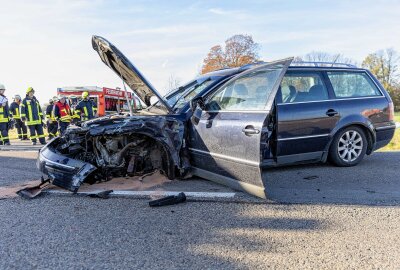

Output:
xmin=0 ymin=0 xmax=399 ymax=103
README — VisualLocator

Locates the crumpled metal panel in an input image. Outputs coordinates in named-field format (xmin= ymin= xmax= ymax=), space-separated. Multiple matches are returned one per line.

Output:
xmin=84 ymin=115 xmax=186 ymax=171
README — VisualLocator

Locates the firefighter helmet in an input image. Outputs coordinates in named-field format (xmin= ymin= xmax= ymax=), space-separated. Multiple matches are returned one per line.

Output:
xmin=82 ymin=91 xmax=89 ymax=98
xmin=52 ymin=96 xmax=59 ymax=102
xmin=0 ymin=83 xmax=5 ymax=90
xmin=26 ymin=87 xmax=34 ymax=94
xmin=14 ymin=95 xmax=21 ymax=100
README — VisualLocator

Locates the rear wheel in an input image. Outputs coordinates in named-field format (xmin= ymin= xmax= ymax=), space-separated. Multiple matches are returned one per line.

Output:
xmin=329 ymin=126 xmax=367 ymax=167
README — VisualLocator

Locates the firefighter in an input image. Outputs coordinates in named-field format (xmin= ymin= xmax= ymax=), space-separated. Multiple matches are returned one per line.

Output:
xmin=69 ymin=95 xmax=80 ymax=124
xmin=54 ymin=95 xmax=72 ymax=135
xmin=10 ymin=94 xmax=28 ymax=140
xmin=45 ymin=98 xmax=58 ymax=139
xmin=21 ymin=87 xmax=46 ymax=145
xmin=0 ymin=83 xmax=11 ymax=145
xmin=75 ymin=91 xmax=97 ymax=121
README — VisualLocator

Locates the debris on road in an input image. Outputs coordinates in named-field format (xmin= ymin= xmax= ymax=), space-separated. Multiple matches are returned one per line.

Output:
xmin=88 ymin=190 xmax=113 ymax=199
xmin=0 ymin=180 xmax=40 ymax=199
xmin=76 ymin=171 xmax=171 ymax=192
xmin=149 ymin=192 xmax=186 ymax=207
xmin=303 ymin=175 xmax=319 ymax=180
xmin=16 ymin=178 xmax=50 ymax=199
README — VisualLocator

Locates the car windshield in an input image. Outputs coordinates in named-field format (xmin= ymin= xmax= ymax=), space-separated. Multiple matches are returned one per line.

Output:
xmin=164 ymin=77 xmax=216 ymax=111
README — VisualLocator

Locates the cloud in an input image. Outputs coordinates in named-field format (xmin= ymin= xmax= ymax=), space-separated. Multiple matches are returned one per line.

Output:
xmin=208 ymin=7 xmax=248 ymax=19
xmin=208 ymin=8 xmax=229 ymax=15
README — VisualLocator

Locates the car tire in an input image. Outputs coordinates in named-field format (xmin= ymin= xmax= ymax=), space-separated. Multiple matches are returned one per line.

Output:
xmin=329 ymin=126 xmax=367 ymax=167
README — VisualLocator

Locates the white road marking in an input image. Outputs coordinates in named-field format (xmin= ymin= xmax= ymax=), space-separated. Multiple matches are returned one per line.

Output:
xmin=43 ymin=189 xmax=237 ymax=198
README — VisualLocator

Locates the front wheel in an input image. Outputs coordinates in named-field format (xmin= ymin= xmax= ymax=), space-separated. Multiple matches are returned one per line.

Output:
xmin=329 ymin=126 xmax=367 ymax=167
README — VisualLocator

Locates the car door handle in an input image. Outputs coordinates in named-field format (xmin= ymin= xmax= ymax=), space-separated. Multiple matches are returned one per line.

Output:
xmin=326 ymin=109 xmax=338 ymax=117
xmin=242 ymin=126 xmax=260 ymax=135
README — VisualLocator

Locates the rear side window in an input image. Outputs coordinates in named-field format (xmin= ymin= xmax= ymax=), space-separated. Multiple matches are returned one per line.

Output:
xmin=327 ymin=72 xmax=382 ymax=98
xmin=280 ymin=73 xmax=329 ymax=103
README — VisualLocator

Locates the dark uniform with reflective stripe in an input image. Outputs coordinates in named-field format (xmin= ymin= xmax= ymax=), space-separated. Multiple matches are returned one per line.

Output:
xmin=46 ymin=104 xmax=58 ymax=139
xmin=75 ymin=99 xmax=97 ymax=121
xmin=10 ymin=101 xmax=28 ymax=140
xmin=21 ymin=96 xmax=46 ymax=144
xmin=0 ymin=95 xmax=10 ymax=145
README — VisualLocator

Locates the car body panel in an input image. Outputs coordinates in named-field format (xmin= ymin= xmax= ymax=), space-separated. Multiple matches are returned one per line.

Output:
xmin=37 ymin=140 xmax=98 ymax=192
xmin=188 ymin=58 xmax=293 ymax=198
xmin=92 ymin=35 xmax=172 ymax=113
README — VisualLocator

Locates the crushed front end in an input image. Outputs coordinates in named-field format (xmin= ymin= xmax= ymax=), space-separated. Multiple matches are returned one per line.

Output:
xmin=37 ymin=115 xmax=188 ymax=192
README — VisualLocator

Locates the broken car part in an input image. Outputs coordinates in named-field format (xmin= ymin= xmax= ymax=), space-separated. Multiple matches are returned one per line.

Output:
xmin=88 ymin=190 xmax=113 ymax=199
xmin=16 ymin=178 xmax=50 ymax=199
xmin=148 ymin=192 xmax=186 ymax=207
xmin=37 ymin=116 xmax=189 ymax=192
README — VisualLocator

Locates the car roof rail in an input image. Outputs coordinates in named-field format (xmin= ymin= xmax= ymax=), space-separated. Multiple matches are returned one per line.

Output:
xmin=290 ymin=61 xmax=357 ymax=68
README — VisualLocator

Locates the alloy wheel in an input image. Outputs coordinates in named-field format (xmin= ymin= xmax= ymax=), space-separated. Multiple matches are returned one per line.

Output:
xmin=337 ymin=130 xmax=363 ymax=162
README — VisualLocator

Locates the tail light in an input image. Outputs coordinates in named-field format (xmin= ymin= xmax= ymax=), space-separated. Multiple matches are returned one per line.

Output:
xmin=388 ymin=102 xmax=394 ymax=121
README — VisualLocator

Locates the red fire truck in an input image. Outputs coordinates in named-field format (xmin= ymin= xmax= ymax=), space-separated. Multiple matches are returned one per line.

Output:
xmin=57 ymin=86 xmax=142 ymax=116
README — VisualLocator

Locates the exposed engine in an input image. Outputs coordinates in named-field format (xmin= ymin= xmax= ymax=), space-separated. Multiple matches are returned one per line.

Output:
xmin=55 ymin=129 xmax=175 ymax=184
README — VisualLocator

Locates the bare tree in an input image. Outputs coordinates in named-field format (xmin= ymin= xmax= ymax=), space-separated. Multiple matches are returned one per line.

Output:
xmin=164 ymin=74 xmax=181 ymax=94
xmin=296 ymin=51 xmax=356 ymax=66
xmin=201 ymin=34 xmax=260 ymax=74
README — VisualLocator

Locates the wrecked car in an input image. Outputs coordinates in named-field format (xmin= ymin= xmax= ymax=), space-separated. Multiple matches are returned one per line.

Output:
xmin=37 ymin=35 xmax=396 ymax=199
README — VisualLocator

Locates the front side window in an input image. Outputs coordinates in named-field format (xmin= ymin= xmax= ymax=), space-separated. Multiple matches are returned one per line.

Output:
xmin=327 ymin=72 xmax=381 ymax=98
xmin=280 ymin=73 xmax=329 ymax=103
xmin=207 ymin=67 xmax=284 ymax=111
xmin=162 ymin=77 xmax=217 ymax=111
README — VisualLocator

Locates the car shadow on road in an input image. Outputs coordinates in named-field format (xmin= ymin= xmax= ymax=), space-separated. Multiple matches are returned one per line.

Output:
xmin=262 ymin=151 xmax=400 ymax=206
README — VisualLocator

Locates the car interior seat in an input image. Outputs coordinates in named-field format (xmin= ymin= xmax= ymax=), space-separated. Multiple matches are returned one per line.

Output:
xmin=227 ymin=83 xmax=248 ymax=109
xmin=283 ymin=85 xmax=297 ymax=103
xmin=308 ymin=84 xmax=327 ymax=101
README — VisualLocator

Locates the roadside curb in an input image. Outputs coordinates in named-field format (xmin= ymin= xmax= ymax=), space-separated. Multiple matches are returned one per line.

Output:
xmin=39 ymin=189 xmax=269 ymax=203
xmin=0 ymin=146 xmax=42 ymax=151
xmin=43 ymin=189 xmax=237 ymax=199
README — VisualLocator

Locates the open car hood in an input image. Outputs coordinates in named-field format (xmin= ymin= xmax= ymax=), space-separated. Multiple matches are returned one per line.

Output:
xmin=92 ymin=35 xmax=173 ymax=114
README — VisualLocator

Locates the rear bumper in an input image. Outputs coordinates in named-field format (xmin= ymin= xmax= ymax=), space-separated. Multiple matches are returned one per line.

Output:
xmin=373 ymin=124 xmax=396 ymax=150
xmin=37 ymin=139 xmax=97 ymax=192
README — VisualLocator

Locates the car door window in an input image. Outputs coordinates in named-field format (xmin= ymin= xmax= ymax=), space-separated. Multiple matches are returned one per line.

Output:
xmin=327 ymin=72 xmax=382 ymax=98
xmin=207 ymin=68 xmax=284 ymax=111
xmin=280 ymin=73 xmax=329 ymax=103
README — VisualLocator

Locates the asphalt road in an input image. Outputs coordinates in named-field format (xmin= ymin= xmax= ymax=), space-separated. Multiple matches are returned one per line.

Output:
xmin=0 ymin=150 xmax=400 ymax=269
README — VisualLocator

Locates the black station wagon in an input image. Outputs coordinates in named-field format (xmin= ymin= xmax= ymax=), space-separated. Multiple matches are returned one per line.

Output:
xmin=37 ymin=36 xmax=396 ymax=198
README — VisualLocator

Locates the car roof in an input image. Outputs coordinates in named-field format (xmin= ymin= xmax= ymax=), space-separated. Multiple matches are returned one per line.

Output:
xmin=200 ymin=61 xmax=368 ymax=78
xmin=287 ymin=66 xmax=367 ymax=72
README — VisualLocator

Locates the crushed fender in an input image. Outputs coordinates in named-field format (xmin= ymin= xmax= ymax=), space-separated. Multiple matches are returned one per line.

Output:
xmin=38 ymin=115 xmax=190 ymax=193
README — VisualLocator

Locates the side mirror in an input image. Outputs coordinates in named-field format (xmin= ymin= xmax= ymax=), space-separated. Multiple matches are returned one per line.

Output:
xmin=191 ymin=105 xmax=203 ymax=125
xmin=190 ymin=97 xmax=205 ymax=112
